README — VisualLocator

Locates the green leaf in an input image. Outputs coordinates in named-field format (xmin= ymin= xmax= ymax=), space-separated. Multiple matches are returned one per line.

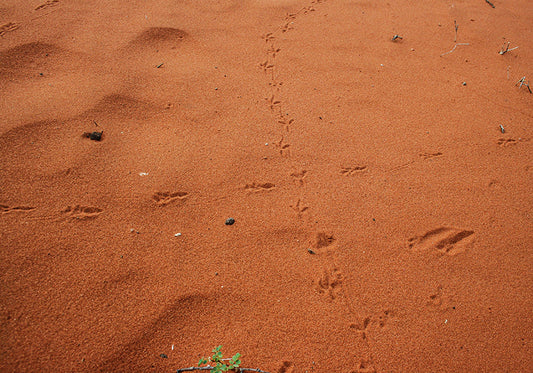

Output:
xmin=231 ymin=353 xmax=241 ymax=362
xmin=199 ymin=358 xmax=208 ymax=366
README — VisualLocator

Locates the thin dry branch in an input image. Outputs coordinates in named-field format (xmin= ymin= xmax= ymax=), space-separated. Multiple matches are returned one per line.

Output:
xmin=176 ymin=367 xmax=271 ymax=373
xmin=441 ymin=43 xmax=470 ymax=56
xmin=499 ymin=42 xmax=518 ymax=55
xmin=516 ymin=76 xmax=532 ymax=93
xmin=441 ymin=20 xmax=470 ymax=56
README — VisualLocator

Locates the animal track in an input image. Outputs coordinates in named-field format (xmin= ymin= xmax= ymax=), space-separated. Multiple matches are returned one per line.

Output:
xmin=349 ymin=310 xmax=396 ymax=339
xmin=374 ymin=309 xmax=395 ymax=328
xmin=152 ymin=191 xmax=188 ymax=206
xmin=0 ymin=22 xmax=20 ymax=37
xmin=260 ymin=1 xmax=327 ymax=160
xmin=428 ymin=285 xmax=444 ymax=307
xmin=352 ymin=359 xmax=377 ymax=373
xmin=317 ymin=267 xmax=343 ymax=300
xmin=276 ymin=137 xmax=291 ymax=155
xmin=61 ymin=205 xmax=103 ymax=220
xmin=349 ymin=316 xmax=372 ymax=340
xmin=314 ymin=232 xmax=336 ymax=250
xmin=267 ymin=95 xmax=282 ymax=111
xmin=35 ymin=0 xmax=59 ymax=11
xmin=277 ymin=116 xmax=295 ymax=132
xmin=269 ymin=80 xmax=283 ymax=89
xmin=408 ymin=227 xmax=475 ymax=256
xmin=427 ymin=285 xmax=454 ymax=311
xmin=262 ymin=33 xmax=275 ymax=42
xmin=290 ymin=170 xmax=307 ymax=185
xmin=0 ymin=204 xmax=36 ymax=214
xmin=278 ymin=361 xmax=294 ymax=373
xmin=259 ymin=60 xmax=275 ymax=73
xmin=267 ymin=44 xmax=281 ymax=58
xmin=497 ymin=138 xmax=517 ymax=147
xmin=280 ymin=21 xmax=294 ymax=33
xmin=290 ymin=199 xmax=308 ymax=219
xmin=341 ymin=166 xmax=367 ymax=175
xmin=244 ymin=182 xmax=275 ymax=192
xmin=419 ymin=152 xmax=443 ymax=160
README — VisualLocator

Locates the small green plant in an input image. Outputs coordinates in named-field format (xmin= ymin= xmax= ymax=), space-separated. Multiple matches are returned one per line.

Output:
xmin=198 ymin=345 xmax=242 ymax=373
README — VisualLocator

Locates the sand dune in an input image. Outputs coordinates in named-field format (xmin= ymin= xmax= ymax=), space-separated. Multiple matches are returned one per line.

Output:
xmin=1 ymin=0 xmax=532 ymax=372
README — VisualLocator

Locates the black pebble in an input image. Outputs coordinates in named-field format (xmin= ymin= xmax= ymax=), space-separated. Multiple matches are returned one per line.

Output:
xmin=160 ymin=354 xmax=168 ymax=359
xmin=89 ymin=131 xmax=103 ymax=141
xmin=225 ymin=218 xmax=235 ymax=225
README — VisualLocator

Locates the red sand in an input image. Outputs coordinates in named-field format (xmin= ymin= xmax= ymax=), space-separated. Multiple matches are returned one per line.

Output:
xmin=1 ymin=0 xmax=532 ymax=372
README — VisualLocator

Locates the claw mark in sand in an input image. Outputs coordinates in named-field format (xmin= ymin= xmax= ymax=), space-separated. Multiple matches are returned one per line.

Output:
xmin=408 ymin=227 xmax=475 ymax=256
xmin=35 ymin=0 xmax=59 ymax=11
xmin=1 ymin=204 xmax=36 ymax=214
xmin=152 ymin=191 xmax=188 ymax=206
xmin=244 ymin=182 xmax=275 ymax=192
xmin=61 ymin=205 xmax=103 ymax=220
xmin=341 ymin=166 xmax=367 ymax=176
xmin=419 ymin=152 xmax=443 ymax=160
xmin=0 ymin=23 xmax=20 ymax=37
xmin=497 ymin=138 xmax=517 ymax=147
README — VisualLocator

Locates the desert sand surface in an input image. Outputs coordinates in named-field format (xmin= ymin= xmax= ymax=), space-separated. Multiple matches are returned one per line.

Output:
xmin=1 ymin=0 xmax=532 ymax=372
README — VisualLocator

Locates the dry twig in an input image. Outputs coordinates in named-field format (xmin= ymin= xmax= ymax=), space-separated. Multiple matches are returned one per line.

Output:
xmin=176 ymin=367 xmax=270 ymax=373
xmin=441 ymin=20 xmax=469 ymax=56
xmin=391 ymin=34 xmax=403 ymax=42
xmin=516 ymin=77 xmax=532 ymax=93
xmin=499 ymin=42 xmax=518 ymax=55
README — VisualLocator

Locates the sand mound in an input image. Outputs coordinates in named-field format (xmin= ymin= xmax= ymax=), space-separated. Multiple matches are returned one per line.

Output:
xmin=128 ymin=27 xmax=189 ymax=50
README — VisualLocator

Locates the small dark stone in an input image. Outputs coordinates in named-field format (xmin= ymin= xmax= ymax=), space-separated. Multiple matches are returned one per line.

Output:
xmin=84 ymin=131 xmax=103 ymax=141
xmin=160 ymin=354 xmax=168 ymax=359
xmin=89 ymin=131 xmax=103 ymax=141
xmin=225 ymin=217 xmax=235 ymax=225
